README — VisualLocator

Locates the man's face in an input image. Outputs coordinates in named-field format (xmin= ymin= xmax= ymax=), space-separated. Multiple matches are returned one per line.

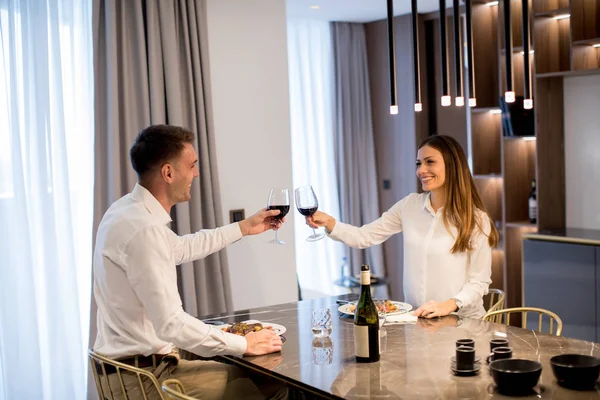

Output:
xmin=169 ymin=143 xmax=199 ymax=204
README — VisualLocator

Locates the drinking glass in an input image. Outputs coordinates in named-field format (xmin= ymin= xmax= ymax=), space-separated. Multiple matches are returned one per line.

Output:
xmin=374 ymin=299 xmax=386 ymax=328
xmin=311 ymin=308 xmax=332 ymax=338
xmin=267 ymin=188 xmax=290 ymax=245
xmin=294 ymin=185 xmax=325 ymax=242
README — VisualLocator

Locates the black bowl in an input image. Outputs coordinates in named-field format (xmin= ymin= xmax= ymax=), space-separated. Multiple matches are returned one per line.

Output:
xmin=490 ymin=359 xmax=542 ymax=396
xmin=550 ymin=354 xmax=600 ymax=391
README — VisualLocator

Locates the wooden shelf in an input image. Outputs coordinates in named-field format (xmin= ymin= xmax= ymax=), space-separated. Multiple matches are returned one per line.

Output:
xmin=573 ymin=38 xmax=600 ymax=45
xmin=533 ymin=15 xmax=571 ymax=73
xmin=536 ymin=68 xmax=600 ymax=78
xmin=573 ymin=40 xmax=600 ymax=70
xmin=503 ymin=136 xmax=536 ymax=141
xmin=500 ymin=46 xmax=536 ymax=55
xmin=571 ymin=0 xmax=600 ymax=42
xmin=471 ymin=107 xmax=502 ymax=113
xmin=533 ymin=0 xmax=570 ymax=13
xmin=533 ymin=7 xmax=571 ymax=17
xmin=506 ymin=221 xmax=537 ymax=228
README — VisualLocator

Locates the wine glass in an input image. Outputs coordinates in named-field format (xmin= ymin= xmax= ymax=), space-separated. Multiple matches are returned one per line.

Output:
xmin=294 ymin=185 xmax=325 ymax=242
xmin=267 ymin=188 xmax=290 ymax=245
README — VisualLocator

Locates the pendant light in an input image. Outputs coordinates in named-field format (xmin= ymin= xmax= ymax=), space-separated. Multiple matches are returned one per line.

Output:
xmin=439 ymin=0 xmax=451 ymax=106
xmin=387 ymin=0 xmax=398 ymax=114
xmin=504 ymin=0 xmax=515 ymax=103
xmin=465 ymin=0 xmax=476 ymax=107
xmin=411 ymin=0 xmax=422 ymax=112
xmin=453 ymin=0 xmax=464 ymax=106
xmin=522 ymin=0 xmax=533 ymax=109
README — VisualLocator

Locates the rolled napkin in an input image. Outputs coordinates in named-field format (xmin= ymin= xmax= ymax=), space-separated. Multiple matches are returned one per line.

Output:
xmin=386 ymin=313 xmax=418 ymax=324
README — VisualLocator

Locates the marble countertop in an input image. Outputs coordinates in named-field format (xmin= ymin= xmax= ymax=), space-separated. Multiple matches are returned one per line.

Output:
xmin=523 ymin=228 xmax=600 ymax=246
xmin=186 ymin=295 xmax=600 ymax=399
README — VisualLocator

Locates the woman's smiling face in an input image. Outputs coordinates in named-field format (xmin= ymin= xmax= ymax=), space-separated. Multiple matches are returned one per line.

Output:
xmin=416 ymin=145 xmax=446 ymax=193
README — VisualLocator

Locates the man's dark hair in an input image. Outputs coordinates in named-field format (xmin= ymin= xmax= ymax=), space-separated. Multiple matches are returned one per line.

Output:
xmin=129 ymin=125 xmax=195 ymax=180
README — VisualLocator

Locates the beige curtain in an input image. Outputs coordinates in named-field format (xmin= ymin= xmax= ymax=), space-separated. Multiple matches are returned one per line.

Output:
xmin=331 ymin=23 xmax=386 ymax=295
xmin=89 ymin=1 xmax=232 ymax=396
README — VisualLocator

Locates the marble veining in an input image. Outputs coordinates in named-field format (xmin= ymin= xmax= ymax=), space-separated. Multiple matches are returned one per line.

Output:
xmin=184 ymin=295 xmax=600 ymax=399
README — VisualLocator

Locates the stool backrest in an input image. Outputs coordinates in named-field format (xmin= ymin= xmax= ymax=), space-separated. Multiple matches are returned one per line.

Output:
xmin=485 ymin=288 xmax=505 ymax=313
xmin=88 ymin=349 xmax=166 ymax=400
xmin=483 ymin=307 xmax=563 ymax=336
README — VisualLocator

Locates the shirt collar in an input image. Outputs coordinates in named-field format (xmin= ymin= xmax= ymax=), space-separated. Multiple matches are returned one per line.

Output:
xmin=131 ymin=183 xmax=172 ymax=225
xmin=421 ymin=192 xmax=437 ymax=216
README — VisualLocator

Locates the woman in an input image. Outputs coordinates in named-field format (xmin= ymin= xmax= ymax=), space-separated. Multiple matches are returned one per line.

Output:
xmin=307 ymin=135 xmax=499 ymax=319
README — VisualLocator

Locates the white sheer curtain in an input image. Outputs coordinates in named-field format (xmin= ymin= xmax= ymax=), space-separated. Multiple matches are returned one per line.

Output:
xmin=0 ymin=1 xmax=94 ymax=399
xmin=287 ymin=20 xmax=347 ymax=297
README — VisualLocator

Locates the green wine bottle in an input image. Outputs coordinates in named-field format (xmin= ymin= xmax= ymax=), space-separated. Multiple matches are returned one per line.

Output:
xmin=354 ymin=264 xmax=380 ymax=362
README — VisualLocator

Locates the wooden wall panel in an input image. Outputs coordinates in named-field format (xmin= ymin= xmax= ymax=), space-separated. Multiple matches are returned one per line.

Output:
xmin=472 ymin=112 xmax=502 ymax=175
xmin=535 ymin=78 xmax=566 ymax=230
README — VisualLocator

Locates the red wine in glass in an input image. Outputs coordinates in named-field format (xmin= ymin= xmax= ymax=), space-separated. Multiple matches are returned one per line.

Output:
xmin=268 ymin=205 xmax=290 ymax=221
xmin=298 ymin=207 xmax=317 ymax=217
xmin=294 ymin=185 xmax=325 ymax=242
xmin=267 ymin=188 xmax=290 ymax=245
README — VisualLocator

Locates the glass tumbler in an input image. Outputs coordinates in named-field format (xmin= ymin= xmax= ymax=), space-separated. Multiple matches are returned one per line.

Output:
xmin=311 ymin=308 xmax=333 ymax=338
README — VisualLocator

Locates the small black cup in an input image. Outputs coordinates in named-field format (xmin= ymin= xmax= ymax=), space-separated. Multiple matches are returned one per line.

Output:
xmin=490 ymin=338 xmax=509 ymax=351
xmin=492 ymin=346 xmax=512 ymax=361
xmin=456 ymin=345 xmax=476 ymax=370
xmin=456 ymin=338 xmax=475 ymax=348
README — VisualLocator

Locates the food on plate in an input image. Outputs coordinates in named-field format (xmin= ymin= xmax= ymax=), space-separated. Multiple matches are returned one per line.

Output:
xmin=221 ymin=322 xmax=273 ymax=336
xmin=348 ymin=300 xmax=399 ymax=314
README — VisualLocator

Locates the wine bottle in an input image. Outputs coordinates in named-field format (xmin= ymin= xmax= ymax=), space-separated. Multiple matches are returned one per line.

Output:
xmin=528 ymin=179 xmax=537 ymax=224
xmin=354 ymin=264 xmax=380 ymax=363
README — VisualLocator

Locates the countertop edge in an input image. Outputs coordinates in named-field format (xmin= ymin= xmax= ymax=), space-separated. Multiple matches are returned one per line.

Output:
xmin=523 ymin=233 xmax=600 ymax=246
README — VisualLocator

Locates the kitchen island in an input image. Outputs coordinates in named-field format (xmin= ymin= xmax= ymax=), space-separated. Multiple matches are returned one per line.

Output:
xmin=183 ymin=295 xmax=599 ymax=399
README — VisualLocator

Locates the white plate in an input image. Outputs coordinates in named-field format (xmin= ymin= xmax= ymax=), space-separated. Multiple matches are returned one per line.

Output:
xmin=338 ymin=301 xmax=413 ymax=316
xmin=219 ymin=319 xmax=286 ymax=336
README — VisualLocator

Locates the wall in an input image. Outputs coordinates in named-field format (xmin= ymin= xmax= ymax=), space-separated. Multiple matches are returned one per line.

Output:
xmin=564 ymin=74 xmax=600 ymax=230
xmin=204 ymin=0 xmax=298 ymax=310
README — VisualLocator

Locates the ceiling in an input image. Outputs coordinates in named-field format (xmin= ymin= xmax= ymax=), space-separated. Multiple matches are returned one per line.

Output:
xmin=286 ymin=0 xmax=456 ymax=23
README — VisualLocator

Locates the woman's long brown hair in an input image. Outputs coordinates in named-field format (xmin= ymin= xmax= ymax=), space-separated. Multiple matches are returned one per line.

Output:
xmin=418 ymin=135 xmax=499 ymax=253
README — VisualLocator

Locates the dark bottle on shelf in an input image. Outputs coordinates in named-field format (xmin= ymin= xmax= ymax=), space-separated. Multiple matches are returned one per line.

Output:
xmin=354 ymin=264 xmax=380 ymax=363
xmin=528 ymin=179 xmax=537 ymax=224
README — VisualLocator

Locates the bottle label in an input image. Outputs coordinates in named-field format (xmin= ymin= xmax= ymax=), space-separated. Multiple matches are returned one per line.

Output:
xmin=361 ymin=270 xmax=370 ymax=285
xmin=354 ymin=325 xmax=380 ymax=358
xmin=529 ymin=199 xmax=537 ymax=220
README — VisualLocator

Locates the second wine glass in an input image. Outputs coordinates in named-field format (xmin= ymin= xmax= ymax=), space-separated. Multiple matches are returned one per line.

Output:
xmin=294 ymin=185 xmax=325 ymax=242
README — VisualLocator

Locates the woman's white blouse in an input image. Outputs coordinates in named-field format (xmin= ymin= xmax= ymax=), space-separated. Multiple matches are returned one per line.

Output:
xmin=328 ymin=192 xmax=492 ymax=318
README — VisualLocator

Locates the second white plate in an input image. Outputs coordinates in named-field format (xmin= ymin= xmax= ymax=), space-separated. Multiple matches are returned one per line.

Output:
xmin=338 ymin=301 xmax=412 ymax=316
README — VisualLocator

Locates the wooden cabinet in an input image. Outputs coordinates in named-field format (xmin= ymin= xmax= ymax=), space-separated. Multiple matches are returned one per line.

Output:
xmin=467 ymin=0 xmax=599 ymax=309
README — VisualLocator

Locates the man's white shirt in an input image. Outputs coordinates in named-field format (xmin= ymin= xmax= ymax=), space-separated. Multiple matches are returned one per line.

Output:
xmin=93 ymin=183 xmax=247 ymax=358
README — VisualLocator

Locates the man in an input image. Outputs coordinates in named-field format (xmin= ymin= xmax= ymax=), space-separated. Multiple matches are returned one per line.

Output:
xmin=93 ymin=125 xmax=286 ymax=399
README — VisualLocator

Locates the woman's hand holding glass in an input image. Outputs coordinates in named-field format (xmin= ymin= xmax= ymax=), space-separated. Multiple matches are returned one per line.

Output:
xmin=305 ymin=210 xmax=337 ymax=233
xmin=294 ymin=185 xmax=325 ymax=242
